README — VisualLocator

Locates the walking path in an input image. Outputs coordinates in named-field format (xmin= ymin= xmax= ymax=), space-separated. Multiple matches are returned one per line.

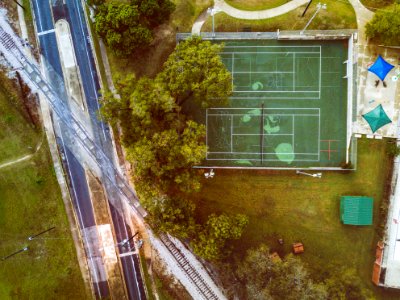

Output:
xmin=0 ymin=140 xmax=42 ymax=169
xmin=192 ymin=0 xmax=309 ymax=34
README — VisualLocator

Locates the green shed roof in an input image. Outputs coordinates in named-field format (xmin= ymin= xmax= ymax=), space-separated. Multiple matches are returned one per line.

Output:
xmin=340 ymin=196 xmax=373 ymax=226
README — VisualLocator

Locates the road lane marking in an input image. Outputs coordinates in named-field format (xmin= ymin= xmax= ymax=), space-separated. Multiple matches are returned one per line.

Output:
xmin=38 ymin=29 xmax=55 ymax=36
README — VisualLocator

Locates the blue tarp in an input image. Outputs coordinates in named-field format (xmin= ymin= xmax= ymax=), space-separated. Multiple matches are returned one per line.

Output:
xmin=368 ymin=55 xmax=394 ymax=81
xmin=362 ymin=104 xmax=392 ymax=133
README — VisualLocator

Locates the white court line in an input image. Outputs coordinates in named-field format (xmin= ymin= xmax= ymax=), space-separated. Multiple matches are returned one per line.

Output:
xmin=208 ymin=107 xmax=320 ymax=110
xmin=231 ymin=53 xmax=234 ymax=92
xmin=208 ymin=114 xmax=319 ymax=117
xmin=292 ymin=115 xmax=295 ymax=152
xmin=231 ymin=133 xmax=294 ymax=136
xmin=37 ymin=29 xmax=55 ymax=36
xmin=230 ymin=96 xmax=320 ymax=100
xmin=206 ymin=109 xmax=208 ymax=159
xmin=233 ymin=90 xmax=320 ymax=93
xmin=206 ymin=158 xmax=320 ymax=162
xmin=223 ymin=51 xmax=321 ymax=55
xmin=293 ymin=52 xmax=296 ymax=92
xmin=318 ymin=110 xmax=321 ymax=161
xmin=231 ymin=115 xmax=233 ymax=153
xmin=234 ymin=71 xmax=294 ymax=74
xmin=319 ymin=46 xmax=322 ymax=99
xmin=208 ymin=152 xmax=319 ymax=155
xmin=224 ymin=45 xmax=321 ymax=49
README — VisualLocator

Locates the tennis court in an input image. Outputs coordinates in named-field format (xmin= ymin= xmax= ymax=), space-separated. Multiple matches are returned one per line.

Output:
xmin=200 ymin=39 xmax=349 ymax=168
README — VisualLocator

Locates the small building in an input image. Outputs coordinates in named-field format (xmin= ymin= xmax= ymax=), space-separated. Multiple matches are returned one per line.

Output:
xmin=340 ymin=196 xmax=373 ymax=225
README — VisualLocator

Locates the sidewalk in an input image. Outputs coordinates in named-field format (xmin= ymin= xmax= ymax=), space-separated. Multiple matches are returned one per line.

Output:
xmin=192 ymin=0 xmax=309 ymax=34
xmin=214 ymin=0 xmax=309 ymax=20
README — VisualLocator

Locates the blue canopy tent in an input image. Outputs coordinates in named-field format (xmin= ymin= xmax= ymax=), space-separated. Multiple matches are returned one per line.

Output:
xmin=362 ymin=104 xmax=392 ymax=133
xmin=368 ymin=55 xmax=394 ymax=81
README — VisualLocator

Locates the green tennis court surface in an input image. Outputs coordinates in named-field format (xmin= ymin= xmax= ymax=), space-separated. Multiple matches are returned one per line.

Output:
xmin=199 ymin=39 xmax=348 ymax=168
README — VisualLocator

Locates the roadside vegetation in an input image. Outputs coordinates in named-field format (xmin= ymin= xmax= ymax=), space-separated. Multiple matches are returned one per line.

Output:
xmin=0 ymin=72 xmax=88 ymax=299
xmin=366 ymin=4 xmax=400 ymax=45
xmin=203 ymin=0 xmax=356 ymax=32
xmin=100 ymin=37 xmax=248 ymax=259
xmin=360 ymin=0 xmax=396 ymax=10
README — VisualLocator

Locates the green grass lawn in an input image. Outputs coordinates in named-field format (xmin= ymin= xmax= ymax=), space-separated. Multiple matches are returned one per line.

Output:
xmin=225 ymin=0 xmax=288 ymax=11
xmin=203 ymin=0 xmax=356 ymax=32
xmin=0 ymin=80 xmax=89 ymax=299
xmin=193 ymin=138 xmax=400 ymax=299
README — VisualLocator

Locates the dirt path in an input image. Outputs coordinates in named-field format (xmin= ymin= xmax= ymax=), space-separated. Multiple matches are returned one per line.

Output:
xmin=0 ymin=134 xmax=44 ymax=170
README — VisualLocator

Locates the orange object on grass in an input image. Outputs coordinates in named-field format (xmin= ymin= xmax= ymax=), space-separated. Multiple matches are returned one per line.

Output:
xmin=292 ymin=242 xmax=304 ymax=254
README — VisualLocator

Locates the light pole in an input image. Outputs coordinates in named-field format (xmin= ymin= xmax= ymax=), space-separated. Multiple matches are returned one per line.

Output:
xmin=207 ymin=7 xmax=221 ymax=37
xmin=28 ymin=226 xmax=55 ymax=241
xmin=1 ymin=246 xmax=29 ymax=261
xmin=300 ymin=3 xmax=326 ymax=35
xmin=296 ymin=170 xmax=322 ymax=178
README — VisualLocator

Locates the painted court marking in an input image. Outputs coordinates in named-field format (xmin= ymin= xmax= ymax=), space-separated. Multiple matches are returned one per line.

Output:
xmin=222 ymin=45 xmax=322 ymax=98
xmin=206 ymin=108 xmax=321 ymax=162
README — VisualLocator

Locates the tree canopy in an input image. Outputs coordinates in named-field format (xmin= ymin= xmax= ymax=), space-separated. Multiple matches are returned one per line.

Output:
xmin=100 ymin=37 xmax=236 ymax=241
xmin=236 ymin=245 xmax=328 ymax=300
xmin=94 ymin=0 xmax=175 ymax=57
xmin=191 ymin=214 xmax=249 ymax=260
xmin=366 ymin=4 xmax=400 ymax=45
xmin=160 ymin=36 xmax=232 ymax=108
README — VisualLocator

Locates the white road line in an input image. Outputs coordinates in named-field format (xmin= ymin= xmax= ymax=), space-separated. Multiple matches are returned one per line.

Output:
xmin=37 ymin=29 xmax=55 ymax=36
xmin=59 ymin=128 xmax=102 ymax=297
xmin=32 ymin=0 xmax=44 ymax=32
xmin=74 ymin=0 xmax=107 ymax=140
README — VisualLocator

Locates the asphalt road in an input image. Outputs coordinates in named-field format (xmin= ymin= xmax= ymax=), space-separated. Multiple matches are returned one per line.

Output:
xmin=31 ymin=0 xmax=146 ymax=299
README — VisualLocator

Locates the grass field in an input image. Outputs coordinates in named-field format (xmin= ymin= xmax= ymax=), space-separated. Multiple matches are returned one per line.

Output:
xmin=203 ymin=0 xmax=356 ymax=32
xmin=193 ymin=138 xmax=400 ymax=299
xmin=0 ymin=79 xmax=88 ymax=299
xmin=225 ymin=0 xmax=288 ymax=11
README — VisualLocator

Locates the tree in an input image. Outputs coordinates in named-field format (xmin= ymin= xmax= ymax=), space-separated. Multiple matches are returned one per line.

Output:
xmin=144 ymin=194 xmax=197 ymax=238
xmin=128 ymin=120 xmax=206 ymax=194
xmin=324 ymin=268 xmax=374 ymax=300
xmin=160 ymin=36 xmax=232 ymax=108
xmin=87 ymin=0 xmax=105 ymax=7
xmin=236 ymin=245 xmax=328 ymax=300
xmin=366 ymin=4 xmax=400 ymax=45
xmin=94 ymin=3 xmax=152 ymax=57
xmin=191 ymin=214 xmax=249 ymax=260
xmin=132 ymin=0 xmax=176 ymax=27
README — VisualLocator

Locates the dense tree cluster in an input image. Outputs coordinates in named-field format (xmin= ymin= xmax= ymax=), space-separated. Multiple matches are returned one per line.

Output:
xmin=94 ymin=0 xmax=175 ymax=57
xmin=366 ymin=4 xmax=400 ymax=45
xmin=191 ymin=214 xmax=249 ymax=260
xmin=101 ymin=37 xmax=241 ymax=251
xmin=235 ymin=244 xmax=373 ymax=300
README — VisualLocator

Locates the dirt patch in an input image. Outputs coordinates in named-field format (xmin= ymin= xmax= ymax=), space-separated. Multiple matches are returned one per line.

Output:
xmin=134 ymin=24 xmax=176 ymax=78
